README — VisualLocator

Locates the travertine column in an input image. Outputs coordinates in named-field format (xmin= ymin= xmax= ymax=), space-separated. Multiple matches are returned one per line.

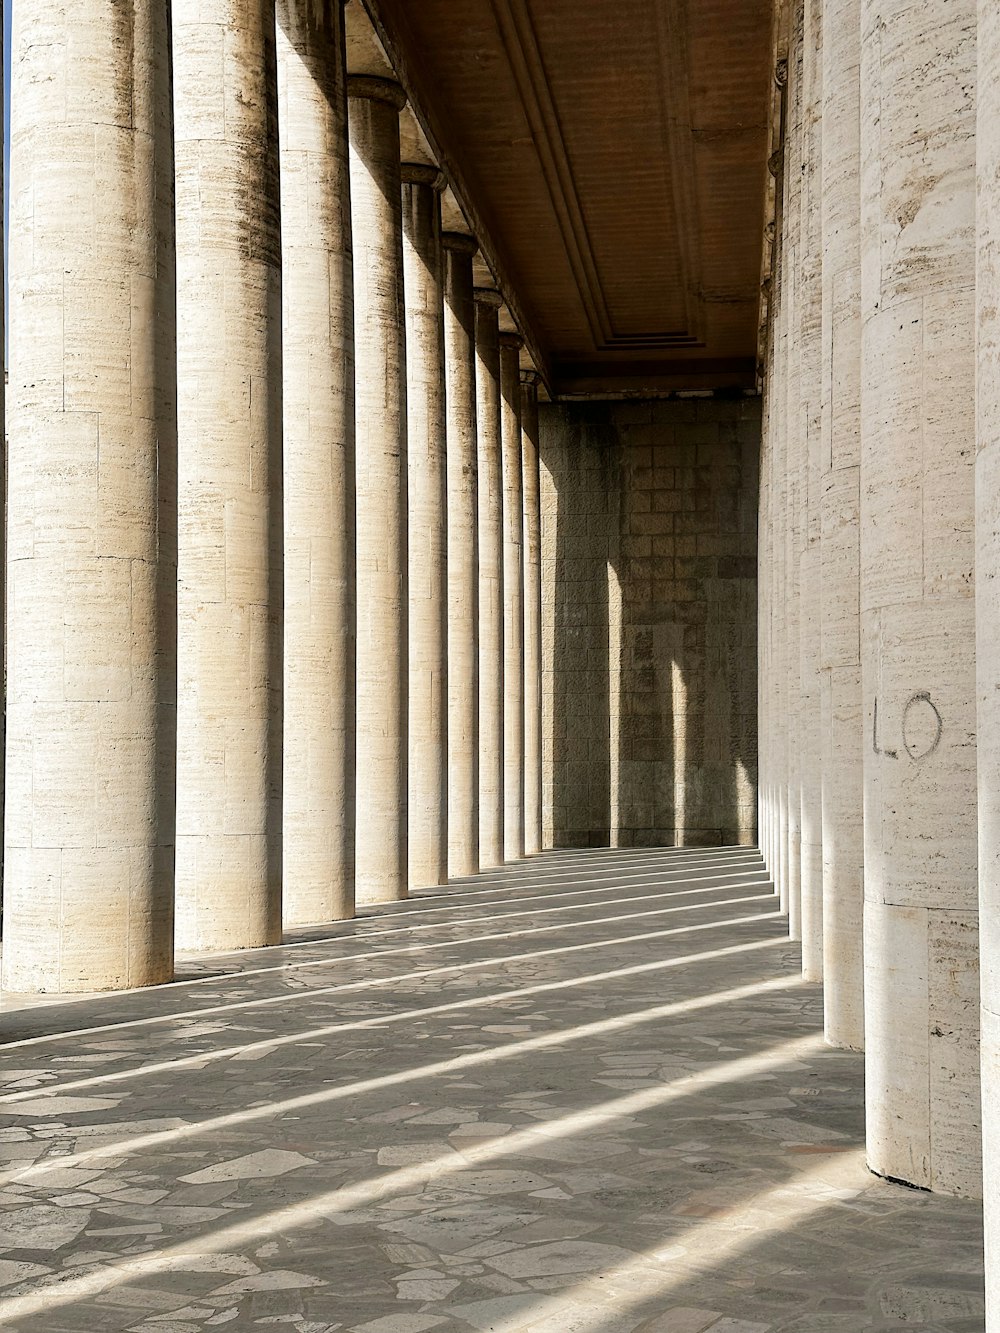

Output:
xmin=402 ymin=164 xmax=448 ymax=890
xmin=977 ymin=0 xmax=1000 ymax=1303
xmin=772 ymin=99 xmax=791 ymax=913
xmin=820 ymin=0 xmax=864 ymax=1049
xmin=764 ymin=280 xmax=781 ymax=895
xmin=861 ymin=0 xmax=979 ymax=1193
xmin=443 ymin=234 xmax=480 ymax=877
xmin=760 ymin=254 xmax=779 ymax=889
xmin=4 ymin=0 xmax=176 ymax=990
xmin=174 ymin=0 xmax=282 ymax=952
xmin=784 ymin=5 xmax=804 ymax=939
xmin=349 ymin=77 xmax=409 ymax=904
xmin=521 ymin=371 xmax=543 ymax=858
xmin=277 ymin=0 xmax=355 ymax=927
xmin=0 ymin=10 xmax=6 ymax=917
xmin=475 ymin=289 xmax=505 ymax=868
xmin=758 ymin=370 xmax=772 ymax=877
xmin=798 ymin=0 xmax=824 ymax=982
xmin=500 ymin=333 xmax=525 ymax=862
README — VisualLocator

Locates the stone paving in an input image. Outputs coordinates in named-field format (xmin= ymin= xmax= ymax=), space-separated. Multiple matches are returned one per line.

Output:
xmin=0 ymin=847 xmax=985 ymax=1332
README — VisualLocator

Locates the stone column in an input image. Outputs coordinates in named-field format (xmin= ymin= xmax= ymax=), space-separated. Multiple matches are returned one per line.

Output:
xmin=783 ymin=5 xmax=804 ymax=939
xmin=820 ymin=0 xmax=864 ymax=1049
xmin=774 ymin=319 xmax=790 ymax=915
xmin=0 ymin=10 xmax=6 ymax=920
xmin=174 ymin=0 xmax=282 ymax=952
xmin=763 ymin=127 xmax=785 ymax=888
xmin=798 ymin=0 xmax=824 ymax=982
xmin=402 ymin=164 xmax=448 ymax=890
xmin=442 ymin=234 xmax=480 ymax=878
xmin=349 ymin=77 xmax=409 ymax=904
xmin=758 ymin=383 xmax=772 ymax=876
xmin=978 ymin=0 xmax=1000 ymax=1297
xmin=861 ymin=0 xmax=979 ymax=1194
xmin=4 ymin=0 xmax=176 ymax=990
xmin=475 ymin=288 xmax=505 ymax=868
xmin=500 ymin=333 xmax=525 ymax=862
xmin=521 ymin=371 xmax=543 ymax=858
xmin=772 ymin=118 xmax=791 ymax=914
xmin=277 ymin=0 xmax=355 ymax=927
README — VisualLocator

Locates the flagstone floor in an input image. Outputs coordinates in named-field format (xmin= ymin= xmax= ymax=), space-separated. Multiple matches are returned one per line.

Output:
xmin=0 ymin=846 xmax=986 ymax=1332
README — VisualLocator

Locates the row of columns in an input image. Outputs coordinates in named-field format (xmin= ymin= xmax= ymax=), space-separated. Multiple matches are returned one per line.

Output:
xmin=761 ymin=0 xmax=1000 ymax=1306
xmin=4 ymin=0 xmax=544 ymax=993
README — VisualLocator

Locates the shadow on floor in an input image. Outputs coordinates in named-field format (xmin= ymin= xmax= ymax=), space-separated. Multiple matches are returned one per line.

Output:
xmin=0 ymin=847 xmax=984 ymax=1332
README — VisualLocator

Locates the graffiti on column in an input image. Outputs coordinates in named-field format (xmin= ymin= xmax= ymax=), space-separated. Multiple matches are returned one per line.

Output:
xmin=901 ymin=691 xmax=943 ymax=760
xmin=872 ymin=693 xmax=943 ymax=761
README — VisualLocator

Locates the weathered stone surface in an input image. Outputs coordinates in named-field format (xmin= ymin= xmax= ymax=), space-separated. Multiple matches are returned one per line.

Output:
xmin=0 ymin=848 xmax=982 ymax=1330
xmin=5 ymin=0 xmax=177 ymax=991
xmin=819 ymin=0 xmax=864 ymax=1051
xmin=173 ymin=0 xmax=283 ymax=952
xmin=443 ymin=235 xmax=481 ymax=878
xmin=540 ymin=400 xmax=759 ymax=849
xmin=402 ymin=167 xmax=448 ymax=891
xmin=977 ymin=0 xmax=1000 ymax=1316
xmin=475 ymin=289 xmax=505 ymax=868
xmin=522 ymin=374 xmax=544 ymax=858
xmin=797 ymin=0 xmax=824 ymax=984
xmin=860 ymin=0 xmax=980 ymax=1195
xmin=349 ymin=77 xmax=409 ymax=905
xmin=500 ymin=333 xmax=526 ymax=863
xmin=783 ymin=3 xmax=804 ymax=943
xmin=760 ymin=40 xmax=792 ymax=922
xmin=277 ymin=0 xmax=356 ymax=926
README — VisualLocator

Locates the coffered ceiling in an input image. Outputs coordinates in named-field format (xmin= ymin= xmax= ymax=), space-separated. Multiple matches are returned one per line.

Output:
xmin=367 ymin=0 xmax=773 ymax=398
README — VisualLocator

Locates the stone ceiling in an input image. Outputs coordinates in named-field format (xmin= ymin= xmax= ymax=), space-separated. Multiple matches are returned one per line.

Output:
xmin=366 ymin=0 xmax=774 ymax=398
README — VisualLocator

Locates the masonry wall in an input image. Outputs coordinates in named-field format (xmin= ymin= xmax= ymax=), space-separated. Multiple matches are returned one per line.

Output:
xmin=540 ymin=396 xmax=760 ymax=848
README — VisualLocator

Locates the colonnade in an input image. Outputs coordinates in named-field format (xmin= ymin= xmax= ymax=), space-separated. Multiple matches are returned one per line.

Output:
xmin=3 ymin=0 xmax=543 ymax=993
xmin=761 ymin=0 xmax=1000 ymax=1315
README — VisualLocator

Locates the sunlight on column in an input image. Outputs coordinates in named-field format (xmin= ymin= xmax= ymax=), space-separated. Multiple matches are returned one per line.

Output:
xmin=608 ymin=557 xmax=623 ymax=845
xmin=539 ymin=452 xmax=557 ymax=848
xmin=736 ymin=756 xmax=756 ymax=845
xmin=0 ymin=1029 xmax=830 ymax=1323
xmin=672 ymin=657 xmax=688 ymax=841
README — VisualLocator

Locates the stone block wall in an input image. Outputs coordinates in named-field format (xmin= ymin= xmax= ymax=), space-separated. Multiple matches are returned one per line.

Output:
xmin=540 ymin=396 xmax=760 ymax=848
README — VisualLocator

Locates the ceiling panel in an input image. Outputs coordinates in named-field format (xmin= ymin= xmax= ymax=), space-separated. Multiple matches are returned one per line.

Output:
xmin=368 ymin=0 xmax=773 ymax=396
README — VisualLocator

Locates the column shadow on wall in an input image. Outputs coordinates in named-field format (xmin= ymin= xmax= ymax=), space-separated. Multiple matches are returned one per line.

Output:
xmin=545 ymin=399 xmax=759 ymax=850
xmin=549 ymin=405 xmax=615 ymax=847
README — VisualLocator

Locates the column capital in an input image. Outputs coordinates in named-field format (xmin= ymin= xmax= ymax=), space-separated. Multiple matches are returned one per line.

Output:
xmin=401 ymin=162 xmax=445 ymax=190
xmin=499 ymin=332 xmax=524 ymax=352
xmin=442 ymin=231 xmax=478 ymax=256
xmin=520 ymin=369 xmax=541 ymax=387
xmin=474 ymin=287 xmax=503 ymax=308
xmin=347 ymin=75 xmax=407 ymax=111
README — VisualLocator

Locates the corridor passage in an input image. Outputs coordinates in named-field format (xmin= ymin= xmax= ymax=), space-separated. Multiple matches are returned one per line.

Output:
xmin=0 ymin=848 xmax=985 ymax=1332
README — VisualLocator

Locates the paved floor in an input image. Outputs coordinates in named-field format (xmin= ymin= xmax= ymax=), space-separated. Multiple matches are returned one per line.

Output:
xmin=0 ymin=847 xmax=986 ymax=1332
